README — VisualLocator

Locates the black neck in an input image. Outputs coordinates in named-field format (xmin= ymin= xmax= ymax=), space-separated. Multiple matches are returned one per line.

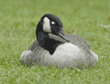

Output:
xmin=36 ymin=22 xmax=63 ymax=55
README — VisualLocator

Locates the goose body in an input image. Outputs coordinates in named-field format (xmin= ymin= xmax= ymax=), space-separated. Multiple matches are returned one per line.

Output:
xmin=21 ymin=14 xmax=98 ymax=69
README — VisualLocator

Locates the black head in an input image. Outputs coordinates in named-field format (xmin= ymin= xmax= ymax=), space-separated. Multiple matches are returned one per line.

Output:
xmin=37 ymin=14 xmax=70 ymax=42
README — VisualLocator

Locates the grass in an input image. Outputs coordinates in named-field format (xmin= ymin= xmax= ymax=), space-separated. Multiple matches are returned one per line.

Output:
xmin=0 ymin=0 xmax=110 ymax=83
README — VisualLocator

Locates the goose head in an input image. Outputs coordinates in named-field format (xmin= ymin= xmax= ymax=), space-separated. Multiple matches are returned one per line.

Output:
xmin=36 ymin=14 xmax=70 ymax=54
xmin=36 ymin=14 xmax=70 ymax=42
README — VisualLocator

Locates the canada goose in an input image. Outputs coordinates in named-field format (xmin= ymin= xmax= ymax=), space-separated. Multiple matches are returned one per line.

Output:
xmin=21 ymin=14 xmax=98 ymax=69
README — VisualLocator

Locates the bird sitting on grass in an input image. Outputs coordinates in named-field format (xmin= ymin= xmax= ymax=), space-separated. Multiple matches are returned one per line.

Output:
xmin=21 ymin=14 xmax=98 ymax=69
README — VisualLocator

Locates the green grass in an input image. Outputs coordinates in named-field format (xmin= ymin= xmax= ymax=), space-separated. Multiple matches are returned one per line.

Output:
xmin=0 ymin=0 xmax=110 ymax=83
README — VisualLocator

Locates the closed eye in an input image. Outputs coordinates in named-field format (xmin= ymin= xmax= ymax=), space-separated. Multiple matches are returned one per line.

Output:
xmin=51 ymin=21 xmax=55 ymax=25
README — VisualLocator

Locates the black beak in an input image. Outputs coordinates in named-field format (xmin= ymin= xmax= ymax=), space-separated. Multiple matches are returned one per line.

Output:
xmin=58 ymin=29 xmax=70 ymax=42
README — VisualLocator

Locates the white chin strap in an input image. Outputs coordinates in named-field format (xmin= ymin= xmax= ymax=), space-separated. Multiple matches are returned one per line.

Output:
xmin=43 ymin=17 xmax=52 ymax=33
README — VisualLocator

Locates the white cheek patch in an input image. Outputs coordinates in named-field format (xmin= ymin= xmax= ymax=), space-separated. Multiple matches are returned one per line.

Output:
xmin=43 ymin=17 xmax=52 ymax=33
